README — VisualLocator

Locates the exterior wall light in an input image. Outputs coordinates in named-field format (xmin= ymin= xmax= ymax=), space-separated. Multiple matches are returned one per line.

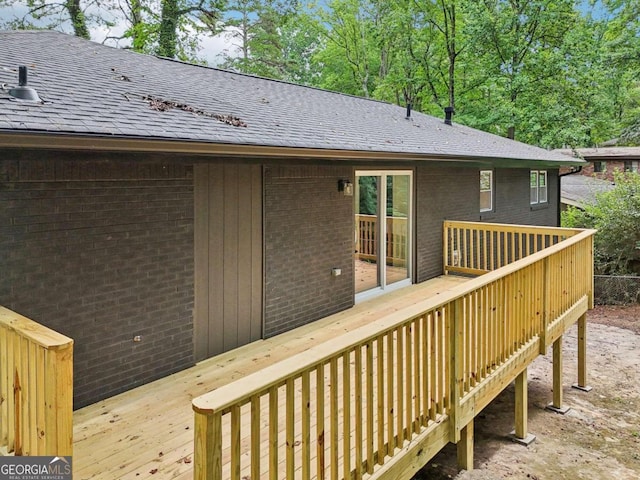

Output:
xmin=338 ymin=179 xmax=353 ymax=196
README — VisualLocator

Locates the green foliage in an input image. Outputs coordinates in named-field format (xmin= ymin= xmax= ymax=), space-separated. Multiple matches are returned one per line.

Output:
xmin=562 ymin=172 xmax=640 ymax=275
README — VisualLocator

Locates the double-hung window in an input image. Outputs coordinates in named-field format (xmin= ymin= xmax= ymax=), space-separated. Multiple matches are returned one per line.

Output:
xmin=480 ymin=170 xmax=493 ymax=212
xmin=530 ymin=170 xmax=548 ymax=205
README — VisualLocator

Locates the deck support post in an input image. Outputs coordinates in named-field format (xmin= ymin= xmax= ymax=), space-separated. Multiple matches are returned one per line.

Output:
xmin=511 ymin=367 xmax=536 ymax=446
xmin=193 ymin=410 xmax=222 ymax=480
xmin=572 ymin=313 xmax=592 ymax=392
xmin=546 ymin=336 xmax=570 ymax=415
xmin=457 ymin=419 xmax=474 ymax=471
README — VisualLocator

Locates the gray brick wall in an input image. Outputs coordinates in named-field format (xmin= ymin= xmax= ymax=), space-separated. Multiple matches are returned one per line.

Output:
xmin=0 ymin=152 xmax=194 ymax=408
xmin=264 ymin=165 xmax=354 ymax=337
xmin=484 ymin=168 xmax=559 ymax=226
xmin=416 ymin=167 xmax=559 ymax=283
xmin=415 ymin=166 xmax=480 ymax=282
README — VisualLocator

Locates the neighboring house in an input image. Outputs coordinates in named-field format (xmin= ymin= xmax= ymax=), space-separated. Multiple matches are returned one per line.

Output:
xmin=557 ymin=147 xmax=640 ymax=182
xmin=560 ymin=174 xmax=615 ymax=211
xmin=0 ymin=30 xmax=582 ymax=409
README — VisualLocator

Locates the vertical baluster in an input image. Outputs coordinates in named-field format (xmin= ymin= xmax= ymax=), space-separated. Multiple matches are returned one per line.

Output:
xmin=269 ymin=386 xmax=278 ymax=480
xmin=231 ymin=405 xmax=241 ymax=480
xmin=343 ymin=352 xmax=351 ymax=479
xmin=366 ymin=341 xmax=375 ymax=474
xmin=396 ymin=326 xmax=404 ymax=447
xmin=316 ymin=364 xmax=325 ymax=480
xmin=354 ymin=346 xmax=363 ymax=479
xmin=376 ymin=336 xmax=384 ymax=464
xmin=330 ymin=358 xmax=339 ymax=480
xmin=286 ymin=378 xmax=295 ymax=479
xmin=386 ymin=331 xmax=395 ymax=453
xmin=251 ymin=395 xmax=261 ymax=480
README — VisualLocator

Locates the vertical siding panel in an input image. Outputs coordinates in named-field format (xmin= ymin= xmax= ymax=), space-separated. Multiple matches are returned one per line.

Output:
xmin=209 ymin=165 xmax=225 ymax=356
xmin=194 ymin=164 xmax=210 ymax=361
xmin=237 ymin=165 xmax=253 ymax=346
xmin=223 ymin=165 xmax=240 ymax=351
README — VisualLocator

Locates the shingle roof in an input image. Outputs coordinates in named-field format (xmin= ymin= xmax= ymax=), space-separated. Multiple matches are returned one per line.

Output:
xmin=0 ymin=30 xmax=575 ymax=164
xmin=556 ymin=147 xmax=640 ymax=160
xmin=561 ymin=174 xmax=614 ymax=208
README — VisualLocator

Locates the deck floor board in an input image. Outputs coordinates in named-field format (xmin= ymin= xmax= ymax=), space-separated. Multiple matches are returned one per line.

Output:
xmin=73 ymin=276 xmax=468 ymax=479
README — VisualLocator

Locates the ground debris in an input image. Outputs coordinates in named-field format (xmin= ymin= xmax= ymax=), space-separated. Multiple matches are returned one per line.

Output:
xmin=142 ymin=95 xmax=248 ymax=127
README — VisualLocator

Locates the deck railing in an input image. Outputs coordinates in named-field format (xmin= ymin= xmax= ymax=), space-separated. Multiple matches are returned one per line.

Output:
xmin=443 ymin=220 xmax=584 ymax=275
xmin=356 ymin=215 xmax=408 ymax=266
xmin=0 ymin=307 xmax=73 ymax=456
xmin=193 ymin=222 xmax=595 ymax=480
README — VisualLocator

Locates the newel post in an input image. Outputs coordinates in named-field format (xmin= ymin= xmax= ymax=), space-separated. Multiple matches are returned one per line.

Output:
xmin=443 ymin=222 xmax=450 ymax=275
xmin=193 ymin=409 xmax=222 ymax=480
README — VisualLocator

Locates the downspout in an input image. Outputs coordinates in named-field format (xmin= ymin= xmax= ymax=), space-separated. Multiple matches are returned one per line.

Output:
xmin=557 ymin=166 xmax=583 ymax=226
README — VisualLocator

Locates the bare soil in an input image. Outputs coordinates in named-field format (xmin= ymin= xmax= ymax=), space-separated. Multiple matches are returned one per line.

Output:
xmin=415 ymin=305 xmax=640 ymax=480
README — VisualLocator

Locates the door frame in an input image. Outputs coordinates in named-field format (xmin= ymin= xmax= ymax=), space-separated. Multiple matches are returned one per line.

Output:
xmin=354 ymin=169 xmax=414 ymax=302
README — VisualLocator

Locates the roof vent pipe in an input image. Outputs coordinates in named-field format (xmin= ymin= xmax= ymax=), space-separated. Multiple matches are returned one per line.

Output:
xmin=406 ymin=103 xmax=412 ymax=119
xmin=444 ymin=106 xmax=454 ymax=125
xmin=8 ymin=66 xmax=42 ymax=102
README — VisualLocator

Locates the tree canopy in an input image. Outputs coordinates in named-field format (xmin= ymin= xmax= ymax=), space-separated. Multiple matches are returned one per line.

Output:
xmin=1 ymin=0 xmax=639 ymax=149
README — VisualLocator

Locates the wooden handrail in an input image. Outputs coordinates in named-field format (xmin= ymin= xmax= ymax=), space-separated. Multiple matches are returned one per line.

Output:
xmin=193 ymin=223 xmax=595 ymax=480
xmin=443 ymin=220 xmax=585 ymax=275
xmin=0 ymin=307 xmax=73 ymax=456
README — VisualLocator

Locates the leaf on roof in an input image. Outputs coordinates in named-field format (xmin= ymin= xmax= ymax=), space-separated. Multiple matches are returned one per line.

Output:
xmin=142 ymin=95 xmax=248 ymax=128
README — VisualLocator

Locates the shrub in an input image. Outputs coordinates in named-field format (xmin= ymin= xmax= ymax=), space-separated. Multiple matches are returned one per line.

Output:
xmin=562 ymin=171 xmax=640 ymax=275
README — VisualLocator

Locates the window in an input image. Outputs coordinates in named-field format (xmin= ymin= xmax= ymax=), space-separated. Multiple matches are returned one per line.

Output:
xmin=624 ymin=160 xmax=639 ymax=173
xmin=593 ymin=161 xmax=605 ymax=173
xmin=530 ymin=170 xmax=548 ymax=205
xmin=480 ymin=170 xmax=493 ymax=212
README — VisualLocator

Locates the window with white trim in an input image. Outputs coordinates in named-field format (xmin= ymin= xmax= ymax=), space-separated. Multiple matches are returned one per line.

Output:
xmin=530 ymin=170 xmax=548 ymax=205
xmin=480 ymin=170 xmax=493 ymax=212
xmin=624 ymin=160 xmax=639 ymax=173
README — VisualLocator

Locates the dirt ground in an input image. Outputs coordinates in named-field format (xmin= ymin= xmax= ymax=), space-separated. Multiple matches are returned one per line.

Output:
xmin=415 ymin=304 xmax=640 ymax=480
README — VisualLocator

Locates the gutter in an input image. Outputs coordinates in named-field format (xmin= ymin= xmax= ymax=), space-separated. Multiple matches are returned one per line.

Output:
xmin=557 ymin=166 xmax=584 ymax=226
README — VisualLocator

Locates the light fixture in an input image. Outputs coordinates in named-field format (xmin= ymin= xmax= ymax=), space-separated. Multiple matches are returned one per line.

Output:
xmin=338 ymin=179 xmax=353 ymax=196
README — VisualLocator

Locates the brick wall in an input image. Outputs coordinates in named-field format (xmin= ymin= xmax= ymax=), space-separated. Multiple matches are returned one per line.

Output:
xmin=0 ymin=151 xmax=194 ymax=408
xmin=487 ymin=168 xmax=558 ymax=226
xmin=580 ymin=160 xmax=626 ymax=181
xmin=415 ymin=167 xmax=559 ymax=283
xmin=263 ymin=165 xmax=354 ymax=337
xmin=415 ymin=166 xmax=480 ymax=282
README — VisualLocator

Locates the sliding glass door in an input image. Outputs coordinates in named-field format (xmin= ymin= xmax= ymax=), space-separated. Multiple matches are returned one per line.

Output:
xmin=354 ymin=171 xmax=412 ymax=299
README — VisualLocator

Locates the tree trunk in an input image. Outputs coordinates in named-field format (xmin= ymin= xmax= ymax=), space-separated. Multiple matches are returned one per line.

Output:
xmin=65 ymin=0 xmax=90 ymax=39
xmin=158 ymin=0 xmax=179 ymax=58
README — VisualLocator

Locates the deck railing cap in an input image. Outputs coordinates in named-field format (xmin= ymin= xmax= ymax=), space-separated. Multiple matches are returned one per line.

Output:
xmin=0 ymin=306 xmax=73 ymax=350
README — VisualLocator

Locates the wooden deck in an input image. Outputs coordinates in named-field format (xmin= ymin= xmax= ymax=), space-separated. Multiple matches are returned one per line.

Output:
xmin=73 ymin=275 xmax=468 ymax=480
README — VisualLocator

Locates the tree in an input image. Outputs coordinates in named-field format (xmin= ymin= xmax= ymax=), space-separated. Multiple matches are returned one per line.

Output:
xmin=0 ymin=0 xmax=93 ymax=37
xmin=156 ymin=0 xmax=225 ymax=59
xmin=218 ymin=0 xmax=299 ymax=79
xmin=465 ymin=0 xmax=576 ymax=139
xmin=562 ymin=171 xmax=640 ymax=275
xmin=316 ymin=0 xmax=381 ymax=97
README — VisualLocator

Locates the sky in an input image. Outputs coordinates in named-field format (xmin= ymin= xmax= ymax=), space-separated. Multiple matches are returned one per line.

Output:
xmin=0 ymin=2 xmax=236 ymax=66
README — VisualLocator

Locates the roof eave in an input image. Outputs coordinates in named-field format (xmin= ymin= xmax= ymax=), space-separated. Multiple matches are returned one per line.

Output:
xmin=0 ymin=131 xmax=582 ymax=167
